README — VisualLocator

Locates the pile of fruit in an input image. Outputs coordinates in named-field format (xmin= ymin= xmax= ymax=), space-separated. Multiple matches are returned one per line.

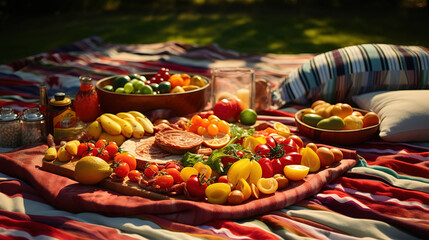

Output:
xmin=103 ymin=68 xmax=206 ymax=95
xmin=86 ymin=110 xmax=154 ymax=145
xmin=300 ymin=100 xmax=380 ymax=130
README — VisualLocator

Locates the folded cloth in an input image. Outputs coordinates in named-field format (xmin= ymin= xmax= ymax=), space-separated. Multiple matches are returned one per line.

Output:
xmin=0 ymin=144 xmax=358 ymax=225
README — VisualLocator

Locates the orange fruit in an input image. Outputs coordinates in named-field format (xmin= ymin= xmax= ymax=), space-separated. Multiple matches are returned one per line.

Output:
xmin=274 ymin=122 xmax=291 ymax=137
xmin=302 ymin=108 xmax=316 ymax=115
xmin=316 ymin=147 xmax=335 ymax=167
xmin=362 ymin=112 xmax=380 ymax=128
xmin=330 ymin=148 xmax=343 ymax=163
xmin=351 ymin=111 xmax=363 ymax=117
xmin=311 ymin=100 xmax=327 ymax=109
xmin=331 ymin=103 xmax=353 ymax=119
xmin=306 ymin=142 xmax=318 ymax=152
xmin=343 ymin=115 xmax=364 ymax=130
xmin=202 ymin=133 xmax=230 ymax=149
xmin=283 ymin=165 xmax=309 ymax=181
xmin=314 ymin=104 xmax=332 ymax=118
xmin=300 ymin=147 xmax=320 ymax=172
xmin=256 ymin=178 xmax=278 ymax=194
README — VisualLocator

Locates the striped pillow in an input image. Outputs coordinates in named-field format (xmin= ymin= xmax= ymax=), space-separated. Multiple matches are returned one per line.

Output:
xmin=272 ymin=44 xmax=429 ymax=106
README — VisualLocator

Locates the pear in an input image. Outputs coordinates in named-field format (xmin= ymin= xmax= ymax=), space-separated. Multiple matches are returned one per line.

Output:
xmin=74 ymin=156 xmax=113 ymax=185
xmin=316 ymin=116 xmax=345 ymax=130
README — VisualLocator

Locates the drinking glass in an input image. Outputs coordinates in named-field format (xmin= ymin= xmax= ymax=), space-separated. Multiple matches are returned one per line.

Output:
xmin=211 ymin=67 xmax=255 ymax=109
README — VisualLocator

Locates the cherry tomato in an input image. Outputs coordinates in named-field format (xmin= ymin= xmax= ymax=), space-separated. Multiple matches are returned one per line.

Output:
xmin=281 ymin=138 xmax=298 ymax=154
xmin=165 ymin=168 xmax=182 ymax=183
xmin=87 ymin=147 xmax=100 ymax=157
xmin=186 ymin=175 xmax=208 ymax=197
xmin=271 ymin=158 xmax=283 ymax=175
xmin=288 ymin=135 xmax=304 ymax=149
xmin=255 ymin=144 xmax=270 ymax=156
xmin=265 ymin=136 xmax=277 ymax=148
xmin=115 ymin=162 xmax=130 ymax=178
xmin=156 ymin=174 xmax=174 ymax=188
xmin=94 ymin=148 xmax=110 ymax=162
xmin=236 ymin=150 xmax=245 ymax=158
xmin=77 ymin=142 xmax=93 ymax=158
xmin=128 ymin=170 xmax=141 ymax=182
xmin=258 ymin=157 xmax=274 ymax=178
xmin=280 ymin=152 xmax=302 ymax=167
xmin=95 ymin=139 xmax=108 ymax=149
xmin=105 ymin=142 xmax=119 ymax=158
xmin=114 ymin=152 xmax=137 ymax=170
xmin=164 ymin=161 xmax=181 ymax=171
xmin=144 ymin=164 xmax=159 ymax=178
xmin=217 ymin=175 xmax=228 ymax=183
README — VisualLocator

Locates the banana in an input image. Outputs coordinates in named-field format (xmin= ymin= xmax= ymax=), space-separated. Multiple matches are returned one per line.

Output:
xmin=97 ymin=115 xmax=122 ymax=136
xmin=104 ymin=113 xmax=133 ymax=138
xmin=247 ymin=160 xmax=262 ymax=185
xmin=57 ymin=146 xmax=73 ymax=162
xmin=123 ymin=117 xmax=145 ymax=139
xmin=44 ymin=146 xmax=57 ymax=160
xmin=127 ymin=110 xmax=147 ymax=119
xmin=65 ymin=140 xmax=80 ymax=156
xmin=135 ymin=116 xmax=154 ymax=134
xmin=116 ymin=112 xmax=136 ymax=120
xmin=227 ymin=158 xmax=251 ymax=186
xmin=87 ymin=120 xmax=102 ymax=140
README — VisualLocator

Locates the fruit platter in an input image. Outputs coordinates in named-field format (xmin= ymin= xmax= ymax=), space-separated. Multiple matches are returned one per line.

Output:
xmin=295 ymin=100 xmax=380 ymax=145
xmin=42 ymin=99 xmax=357 ymax=205
xmin=96 ymin=68 xmax=210 ymax=115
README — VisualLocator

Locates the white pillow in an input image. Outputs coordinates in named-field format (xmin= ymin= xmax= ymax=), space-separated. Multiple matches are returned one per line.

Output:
xmin=352 ymin=90 xmax=429 ymax=142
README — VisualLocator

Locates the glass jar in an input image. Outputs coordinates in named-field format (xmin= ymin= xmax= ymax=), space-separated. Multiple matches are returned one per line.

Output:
xmin=21 ymin=108 xmax=45 ymax=145
xmin=47 ymin=92 xmax=79 ymax=141
xmin=74 ymin=76 xmax=100 ymax=122
xmin=0 ymin=107 xmax=21 ymax=148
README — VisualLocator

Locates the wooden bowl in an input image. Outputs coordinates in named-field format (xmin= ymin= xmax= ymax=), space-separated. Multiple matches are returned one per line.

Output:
xmin=295 ymin=108 xmax=380 ymax=145
xmin=96 ymin=73 xmax=211 ymax=116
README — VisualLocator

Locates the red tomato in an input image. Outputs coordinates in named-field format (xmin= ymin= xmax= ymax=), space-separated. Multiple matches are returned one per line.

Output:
xmin=217 ymin=175 xmax=228 ymax=183
xmin=144 ymin=164 xmax=159 ymax=178
xmin=281 ymin=138 xmax=298 ymax=154
xmin=77 ymin=142 xmax=93 ymax=158
xmin=271 ymin=158 xmax=283 ymax=175
xmin=265 ymin=136 xmax=277 ymax=148
xmin=105 ymin=142 xmax=119 ymax=158
xmin=236 ymin=150 xmax=245 ymax=158
xmin=115 ymin=162 xmax=130 ymax=178
xmin=186 ymin=175 xmax=208 ymax=197
xmin=156 ymin=174 xmax=174 ymax=188
xmin=94 ymin=148 xmax=110 ymax=162
xmin=114 ymin=152 xmax=136 ymax=170
xmin=165 ymin=168 xmax=182 ymax=183
xmin=288 ymin=135 xmax=304 ymax=149
xmin=212 ymin=98 xmax=244 ymax=123
xmin=163 ymin=161 xmax=181 ymax=171
xmin=258 ymin=157 xmax=274 ymax=178
xmin=128 ymin=170 xmax=141 ymax=182
xmin=255 ymin=144 xmax=270 ymax=156
xmin=280 ymin=152 xmax=302 ymax=167
xmin=95 ymin=139 xmax=108 ymax=149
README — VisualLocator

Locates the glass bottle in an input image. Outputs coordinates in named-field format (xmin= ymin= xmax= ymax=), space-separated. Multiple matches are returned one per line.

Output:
xmin=21 ymin=107 xmax=45 ymax=145
xmin=39 ymin=82 xmax=49 ymax=115
xmin=74 ymin=76 xmax=100 ymax=122
xmin=0 ymin=107 xmax=21 ymax=148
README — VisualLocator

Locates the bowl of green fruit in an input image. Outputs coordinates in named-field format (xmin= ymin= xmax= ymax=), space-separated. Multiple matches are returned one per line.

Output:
xmin=96 ymin=68 xmax=210 ymax=116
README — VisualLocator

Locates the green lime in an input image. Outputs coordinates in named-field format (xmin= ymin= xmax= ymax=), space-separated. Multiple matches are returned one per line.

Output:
xmin=302 ymin=113 xmax=324 ymax=127
xmin=124 ymin=82 xmax=134 ymax=93
xmin=158 ymin=81 xmax=172 ymax=93
xmin=103 ymin=85 xmax=114 ymax=92
xmin=139 ymin=75 xmax=147 ymax=82
xmin=150 ymin=83 xmax=159 ymax=93
xmin=140 ymin=85 xmax=153 ymax=94
xmin=114 ymin=75 xmax=131 ymax=89
xmin=128 ymin=73 xmax=141 ymax=80
xmin=133 ymin=80 xmax=145 ymax=91
xmin=115 ymin=87 xmax=125 ymax=93
xmin=240 ymin=109 xmax=257 ymax=126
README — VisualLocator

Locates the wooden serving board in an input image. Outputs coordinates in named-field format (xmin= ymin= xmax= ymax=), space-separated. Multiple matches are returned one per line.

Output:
xmin=41 ymin=159 xmax=184 ymax=200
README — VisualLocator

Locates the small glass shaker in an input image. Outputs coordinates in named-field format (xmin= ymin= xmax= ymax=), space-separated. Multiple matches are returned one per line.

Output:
xmin=21 ymin=108 xmax=46 ymax=145
xmin=0 ymin=107 xmax=21 ymax=148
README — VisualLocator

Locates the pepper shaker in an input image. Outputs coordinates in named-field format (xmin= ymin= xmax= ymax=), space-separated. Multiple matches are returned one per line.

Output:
xmin=21 ymin=107 xmax=46 ymax=145
xmin=0 ymin=107 xmax=21 ymax=148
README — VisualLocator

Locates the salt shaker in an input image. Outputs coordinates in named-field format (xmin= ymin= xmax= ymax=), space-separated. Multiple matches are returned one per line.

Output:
xmin=0 ymin=107 xmax=21 ymax=148
xmin=21 ymin=108 xmax=45 ymax=145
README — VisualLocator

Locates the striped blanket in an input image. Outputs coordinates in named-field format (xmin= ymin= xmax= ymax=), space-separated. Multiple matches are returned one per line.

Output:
xmin=1 ymin=37 xmax=428 ymax=240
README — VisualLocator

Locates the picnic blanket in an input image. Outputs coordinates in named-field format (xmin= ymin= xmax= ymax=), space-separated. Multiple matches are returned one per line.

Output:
xmin=1 ymin=37 xmax=429 ymax=240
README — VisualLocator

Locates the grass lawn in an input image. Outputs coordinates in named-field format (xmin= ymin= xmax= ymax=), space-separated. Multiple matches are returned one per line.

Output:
xmin=1 ymin=4 xmax=428 ymax=64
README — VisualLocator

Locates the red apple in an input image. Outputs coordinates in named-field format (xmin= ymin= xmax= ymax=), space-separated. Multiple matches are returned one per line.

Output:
xmin=213 ymin=97 xmax=244 ymax=122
